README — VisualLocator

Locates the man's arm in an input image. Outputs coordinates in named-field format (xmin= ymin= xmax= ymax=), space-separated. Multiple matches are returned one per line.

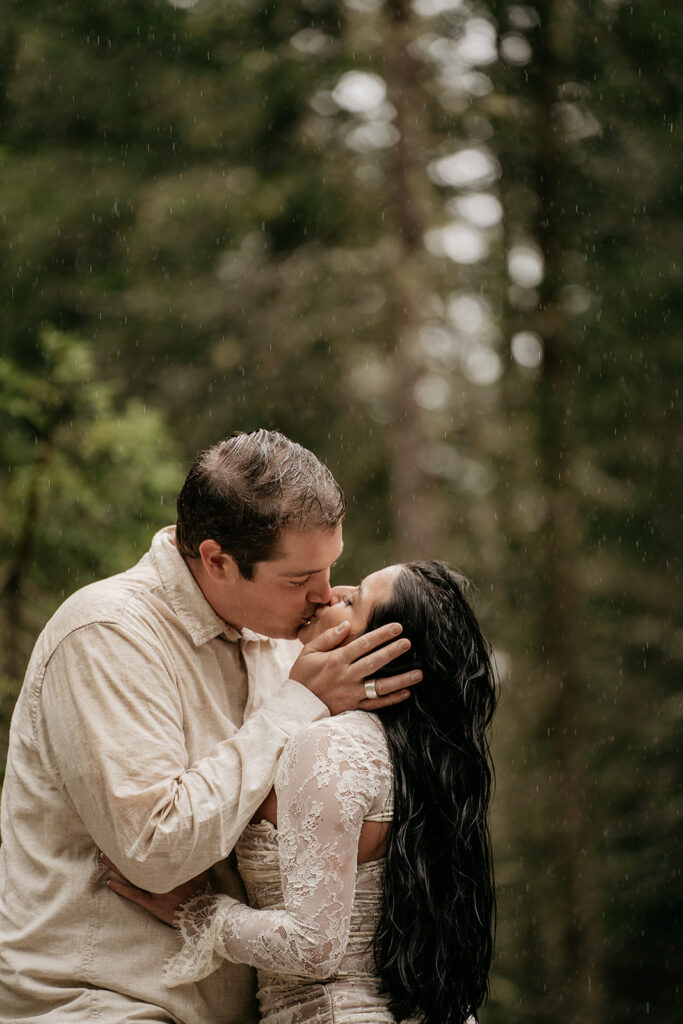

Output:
xmin=41 ymin=622 xmax=323 ymax=893
xmin=105 ymin=716 xmax=385 ymax=984
xmin=41 ymin=619 xmax=419 ymax=895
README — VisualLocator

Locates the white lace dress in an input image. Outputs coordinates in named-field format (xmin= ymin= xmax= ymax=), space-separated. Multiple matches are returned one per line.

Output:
xmin=165 ymin=711 xmax=400 ymax=1023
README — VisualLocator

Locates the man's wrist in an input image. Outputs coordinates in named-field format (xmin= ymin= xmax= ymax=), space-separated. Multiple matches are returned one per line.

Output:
xmin=278 ymin=677 xmax=330 ymax=721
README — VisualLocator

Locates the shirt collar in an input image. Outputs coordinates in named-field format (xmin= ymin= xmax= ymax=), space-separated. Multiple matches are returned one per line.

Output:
xmin=150 ymin=526 xmax=272 ymax=647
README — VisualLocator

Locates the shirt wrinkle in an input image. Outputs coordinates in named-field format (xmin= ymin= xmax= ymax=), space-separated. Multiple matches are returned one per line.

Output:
xmin=0 ymin=525 xmax=326 ymax=1024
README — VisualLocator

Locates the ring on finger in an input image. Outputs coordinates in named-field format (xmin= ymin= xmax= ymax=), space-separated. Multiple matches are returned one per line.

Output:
xmin=364 ymin=678 xmax=378 ymax=700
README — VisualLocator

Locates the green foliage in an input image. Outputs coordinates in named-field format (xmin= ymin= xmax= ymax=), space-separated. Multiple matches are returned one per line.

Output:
xmin=0 ymin=328 xmax=182 ymax=675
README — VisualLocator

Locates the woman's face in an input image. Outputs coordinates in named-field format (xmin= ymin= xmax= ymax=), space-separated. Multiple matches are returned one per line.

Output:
xmin=297 ymin=564 xmax=403 ymax=645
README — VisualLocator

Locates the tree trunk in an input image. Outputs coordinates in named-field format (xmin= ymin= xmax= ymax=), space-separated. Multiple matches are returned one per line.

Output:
xmin=532 ymin=2 xmax=604 ymax=1019
xmin=385 ymin=0 xmax=439 ymax=559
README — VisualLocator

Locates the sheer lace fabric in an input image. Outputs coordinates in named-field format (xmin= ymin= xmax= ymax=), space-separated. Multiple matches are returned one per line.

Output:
xmin=166 ymin=712 xmax=470 ymax=1023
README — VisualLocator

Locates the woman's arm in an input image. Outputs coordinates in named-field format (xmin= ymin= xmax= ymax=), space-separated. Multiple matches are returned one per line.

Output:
xmin=108 ymin=716 xmax=388 ymax=984
xmin=172 ymin=718 xmax=386 ymax=982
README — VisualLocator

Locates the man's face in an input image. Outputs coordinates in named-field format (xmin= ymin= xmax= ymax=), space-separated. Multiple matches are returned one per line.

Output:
xmin=297 ymin=565 xmax=403 ymax=645
xmin=218 ymin=525 xmax=343 ymax=639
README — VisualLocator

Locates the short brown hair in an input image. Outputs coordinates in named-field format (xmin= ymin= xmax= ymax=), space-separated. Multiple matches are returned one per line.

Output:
xmin=176 ymin=430 xmax=346 ymax=579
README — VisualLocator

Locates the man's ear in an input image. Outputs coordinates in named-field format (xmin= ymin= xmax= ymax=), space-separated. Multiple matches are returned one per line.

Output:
xmin=197 ymin=540 xmax=238 ymax=582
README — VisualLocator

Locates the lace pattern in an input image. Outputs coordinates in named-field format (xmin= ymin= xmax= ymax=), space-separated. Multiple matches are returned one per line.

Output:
xmin=165 ymin=713 xmax=392 ymax=990
xmin=165 ymin=889 xmax=236 ymax=984
xmin=164 ymin=712 xmax=477 ymax=1023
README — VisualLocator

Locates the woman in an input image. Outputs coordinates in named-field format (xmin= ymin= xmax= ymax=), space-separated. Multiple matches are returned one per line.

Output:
xmin=106 ymin=561 xmax=497 ymax=1024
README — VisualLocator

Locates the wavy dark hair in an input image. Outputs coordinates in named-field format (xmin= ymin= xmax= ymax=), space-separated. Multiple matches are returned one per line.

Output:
xmin=366 ymin=561 xmax=497 ymax=1024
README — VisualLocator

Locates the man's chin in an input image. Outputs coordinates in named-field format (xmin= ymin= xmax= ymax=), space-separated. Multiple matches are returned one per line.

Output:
xmin=266 ymin=621 xmax=308 ymax=641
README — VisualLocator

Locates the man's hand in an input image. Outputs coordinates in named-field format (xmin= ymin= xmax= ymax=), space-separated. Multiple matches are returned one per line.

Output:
xmin=290 ymin=621 xmax=421 ymax=716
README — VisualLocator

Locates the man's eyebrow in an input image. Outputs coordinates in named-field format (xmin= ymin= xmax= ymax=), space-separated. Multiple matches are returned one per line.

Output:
xmin=277 ymin=544 xmax=345 ymax=579
xmin=278 ymin=566 xmax=325 ymax=579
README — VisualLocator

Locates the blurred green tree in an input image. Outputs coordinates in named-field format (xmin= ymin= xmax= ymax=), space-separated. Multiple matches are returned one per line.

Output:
xmin=483 ymin=2 xmax=682 ymax=1021
xmin=0 ymin=328 xmax=181 ymax=765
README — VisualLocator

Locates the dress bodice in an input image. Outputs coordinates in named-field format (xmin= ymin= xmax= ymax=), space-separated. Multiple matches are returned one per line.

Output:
xmin=167 ymin=713 xmax=399 ymax=1022
xmin=236 ymin=820 xmax=395 ymax=1023
xmin=166 ymin=711 xmax=475 ymax=1024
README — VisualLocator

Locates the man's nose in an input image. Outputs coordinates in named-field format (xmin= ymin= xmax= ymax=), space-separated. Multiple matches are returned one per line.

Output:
xmin=307 ymin=573 xmax=333 ymax=605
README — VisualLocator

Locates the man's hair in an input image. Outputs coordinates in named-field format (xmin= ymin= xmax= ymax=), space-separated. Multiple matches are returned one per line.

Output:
xmin=175 ymin=429 xmax=346 ymax=579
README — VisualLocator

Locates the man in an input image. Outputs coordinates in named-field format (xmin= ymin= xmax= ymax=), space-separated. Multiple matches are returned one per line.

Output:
xmin=0 ymin=430 xmax=419 ymax=1023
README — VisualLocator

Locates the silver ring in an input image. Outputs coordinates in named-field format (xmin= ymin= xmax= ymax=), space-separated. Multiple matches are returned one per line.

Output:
xmin=364 ymin=678 xmax=378 ymax=700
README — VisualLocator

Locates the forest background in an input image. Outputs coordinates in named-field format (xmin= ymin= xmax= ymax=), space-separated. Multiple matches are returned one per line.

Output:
xmin=0 ymin=0 xmax=680 ymax=1021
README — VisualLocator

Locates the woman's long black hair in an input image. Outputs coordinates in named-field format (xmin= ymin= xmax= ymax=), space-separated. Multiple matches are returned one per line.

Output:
xmin=367 ymin=561 xmax=497 ymax=1024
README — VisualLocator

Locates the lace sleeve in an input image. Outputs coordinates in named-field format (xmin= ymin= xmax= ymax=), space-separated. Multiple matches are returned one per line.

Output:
xmin=164 ymin=715 xmax=389 ymax=985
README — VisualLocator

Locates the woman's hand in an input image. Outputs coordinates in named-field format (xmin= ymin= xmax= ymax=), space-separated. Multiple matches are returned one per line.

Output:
xmin=101 ymin=853 xmax=210 ymax=927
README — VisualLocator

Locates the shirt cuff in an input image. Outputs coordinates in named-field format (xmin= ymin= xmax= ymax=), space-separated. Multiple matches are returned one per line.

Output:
xmin=264 ymin=678 xmax=330 ymax=733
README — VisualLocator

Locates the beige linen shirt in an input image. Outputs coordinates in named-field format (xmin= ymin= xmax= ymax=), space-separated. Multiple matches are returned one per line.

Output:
xmin=0 ymin=527 xmax=328 ymax=1023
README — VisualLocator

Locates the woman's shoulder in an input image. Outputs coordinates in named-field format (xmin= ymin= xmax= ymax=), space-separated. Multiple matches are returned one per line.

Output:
xmin=292 ymin=710 xmax=387 ymax=752
xmin=277 ymin=712 xmax=392 ymax=809
xmin=280 ymin=712 xmax=389 ymax=777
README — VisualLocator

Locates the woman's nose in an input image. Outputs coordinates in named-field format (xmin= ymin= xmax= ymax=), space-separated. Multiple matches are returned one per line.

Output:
xmin=329 ymin=585 xmax=355 ymax=605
